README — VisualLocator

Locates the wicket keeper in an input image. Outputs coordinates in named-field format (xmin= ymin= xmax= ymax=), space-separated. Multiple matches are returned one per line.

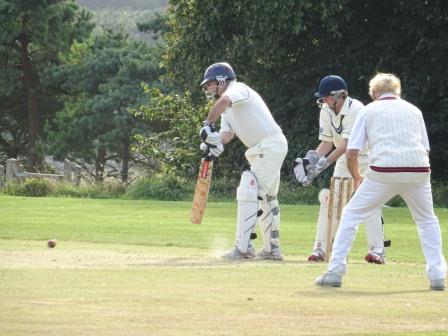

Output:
xmin=293 ymin=75 xmax=386 ymax=263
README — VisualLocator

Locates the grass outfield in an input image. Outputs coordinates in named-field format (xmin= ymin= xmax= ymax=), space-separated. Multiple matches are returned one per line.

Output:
xmin=0 ymin=195 xmax=447 ymax=336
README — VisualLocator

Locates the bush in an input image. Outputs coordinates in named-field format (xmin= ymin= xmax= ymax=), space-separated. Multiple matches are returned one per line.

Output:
xmin=432 ymin=181 xmax=448 ymax=208
xmin=2 ymin=180 xmax=127 ymax=199
xmin=208 ymin=176 xmax=239 ymax=201
xmin=1 ymin=176 xmax=448 ymax=208
xmin=77 ymin=182 xmax=127 ymax=199
xmin=4 ymin=179 xmax=53 ymax=197
xmin=51 ymin=182 xmax=127 ymax=199
xmin=124 ymin=175 xmax=193 ymax=201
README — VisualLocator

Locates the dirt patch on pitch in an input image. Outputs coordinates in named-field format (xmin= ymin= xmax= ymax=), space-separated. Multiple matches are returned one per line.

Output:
xmin=0 ymin=249 xmax=190 ymax=269
xmin=0 ymin=240 xmax=303 ymax=269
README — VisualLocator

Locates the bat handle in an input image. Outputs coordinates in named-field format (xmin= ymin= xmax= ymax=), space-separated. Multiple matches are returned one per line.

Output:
xmin=206 ymin=150 xmax=216 ymax=161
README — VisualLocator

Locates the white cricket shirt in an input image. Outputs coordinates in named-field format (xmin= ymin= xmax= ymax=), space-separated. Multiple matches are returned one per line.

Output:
xmin=348 ymin=93 xmax=431 ymax=183
xmin=219 ymin=81 xmax=283 ymax=148
xmin=319 ymin=97 xmax=368 ymax=162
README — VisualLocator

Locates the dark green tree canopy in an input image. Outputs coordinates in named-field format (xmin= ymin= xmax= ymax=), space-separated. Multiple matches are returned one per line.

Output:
xmin=162 ymin=0 xmax=448 ymax=180
xmin=0 ymin=0 xmax=94 ymax=169
xmin=44 ymin=30 xmax=164 ymax=181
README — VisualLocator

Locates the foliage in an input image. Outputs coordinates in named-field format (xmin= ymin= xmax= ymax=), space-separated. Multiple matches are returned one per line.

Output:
xmin=0 ymin=0 xmax=94 ymax=168
xmin=162 ymin=0 xmax=448 ymax=181
xmin=2 ymin=175 xmax=448 ymax=207
xmin=429 ymin=181 xmax=448 ymax=208
xmin=53 ymin=181 xmax=127 ymax=198
xmin=88 ymin=9 xmax=163 ymax=43
xmin=2 ymin=180 xmax=126 ymax=198
xmin=124 ymin=175 xmax=191 ymax=200
xmin=43 ymin=30 xmax=164 ymax=181
xmin=4 ymin=179 xmax=52 ymax=197
xmin=137 ymin=12 xmax=170 ymax=40
xmin=132 ymin=86 xmax=209 ymax=178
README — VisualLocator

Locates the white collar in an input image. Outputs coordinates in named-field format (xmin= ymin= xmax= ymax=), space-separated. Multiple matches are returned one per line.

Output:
xmin=378 ymin=93 xmax=399 ymax=100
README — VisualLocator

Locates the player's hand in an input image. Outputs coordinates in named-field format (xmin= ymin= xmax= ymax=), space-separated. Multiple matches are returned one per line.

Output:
xmin=310 ymin=157 xmax=329 ymax=175
xmin=293 ymin=158 xmax=309 ymax=185
xmin=200 ymin=142 xmax=224 ymax=158
xmin=200 ymin=125 xmax=221 ymax=147
xmin=353 ymin=175 xmax=364 ymax=191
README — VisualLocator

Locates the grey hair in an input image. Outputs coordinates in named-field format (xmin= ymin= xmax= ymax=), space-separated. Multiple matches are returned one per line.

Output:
xmin=369 ymin=73 xmax=401 ymax=98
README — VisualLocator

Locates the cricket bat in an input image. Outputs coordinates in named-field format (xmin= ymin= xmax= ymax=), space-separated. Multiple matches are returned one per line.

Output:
xmin=190 ymin=156 xmax=214 ymax=224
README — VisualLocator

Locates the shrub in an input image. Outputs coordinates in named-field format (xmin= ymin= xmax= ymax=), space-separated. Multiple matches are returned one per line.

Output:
xmin=79 ymin=182 xmax=127 ymax=199
xmin=208 ymin=176 xmax=239 ymax=201
xmin=51 ymin=183 xmax=83 ymax=198
xmin=432 ymin=181 xmax=448 ymax=208
xmin=124 ymin=175 xmax=193 ymax=201
xmin=4 ymin=178 xmax=53 ymax=197
xmin=1 ymin=175 xmax=447 ymax=208
xmin=51 ymin=182 xmax=127 ymax=199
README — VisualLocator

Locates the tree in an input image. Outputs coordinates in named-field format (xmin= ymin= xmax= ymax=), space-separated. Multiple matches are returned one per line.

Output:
xmin=132 ymin=85 xmax=210 ymax=179
xmin=0 ymin=0 xmax=94 ymax=171
xmin=44 ymin=30 xmax=164 ymax=182
xmin=161 ymin=0 xmax=448 ymax=180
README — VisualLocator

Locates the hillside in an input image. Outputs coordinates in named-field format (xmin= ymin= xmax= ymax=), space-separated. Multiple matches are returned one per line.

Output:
xmin=76 ymin=0 xmax=168 ymax=43
xmin=77 ymin=0 xmax=168 ymax=10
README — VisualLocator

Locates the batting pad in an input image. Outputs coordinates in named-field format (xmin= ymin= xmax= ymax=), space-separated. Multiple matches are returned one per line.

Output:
xmin=235 ymin=171 xmax=260 ymax=253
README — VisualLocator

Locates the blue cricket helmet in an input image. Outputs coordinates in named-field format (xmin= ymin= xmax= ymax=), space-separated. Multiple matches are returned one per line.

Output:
xmin=314 ymin=75 xmax=347 ymax=98
xmin=200 ymin=62 xmax=236 ymax=86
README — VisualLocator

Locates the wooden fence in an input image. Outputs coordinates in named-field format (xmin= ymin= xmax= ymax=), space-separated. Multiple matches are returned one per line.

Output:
xmin=2 ymin=158 xmax=82 ymax=186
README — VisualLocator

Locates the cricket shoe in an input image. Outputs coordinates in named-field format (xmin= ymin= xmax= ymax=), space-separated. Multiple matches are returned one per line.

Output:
xmin=255 ymin=246 xmax=283 ymax=260
xmin=221 ymin=246 xmax=255 ymax=260
xmin=308 ymin=248 xmax=325 ymax=262
xmin=430 ymin=279 xmax=446 ymax=291
xmin=315 ymin=271 xmax=343 ymax=287
xmin=365 ymin=252 xmax=385 ymax=264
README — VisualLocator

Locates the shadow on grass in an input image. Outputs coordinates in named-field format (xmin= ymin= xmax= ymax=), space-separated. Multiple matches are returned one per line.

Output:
xmin=297 ymin=288 xmax=431 ymax=296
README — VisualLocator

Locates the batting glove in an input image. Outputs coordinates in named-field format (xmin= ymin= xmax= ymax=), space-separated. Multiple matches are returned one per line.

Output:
xmin=199 ymin=125 xmax=222 ymax=147
xmin=200 ymin=142 xmax=224 ymax=158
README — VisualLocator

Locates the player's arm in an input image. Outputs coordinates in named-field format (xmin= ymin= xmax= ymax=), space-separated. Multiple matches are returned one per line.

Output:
xmin=346 ymin=149 xmax=362 ymax=190
xmin=206 ymin=95 xmax=232 ymax=123
xmin=315 ymin=140 xmax=333 ymax=157
xmin=326 ymin=138 xmax=348 ymax=165
xmin=200 ymin=95 xmax=232 ymax=158
xmin=346 ymin=109 xmax=367 ymax=190
xmin=220 ymin=131 xmax=234 ymax=145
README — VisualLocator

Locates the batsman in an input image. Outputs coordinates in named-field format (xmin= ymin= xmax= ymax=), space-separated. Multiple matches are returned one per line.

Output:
xmin=293 ymin=75 xmax=387 ymax=264
xmin=199 ymin=62 xmax=288 ymax=260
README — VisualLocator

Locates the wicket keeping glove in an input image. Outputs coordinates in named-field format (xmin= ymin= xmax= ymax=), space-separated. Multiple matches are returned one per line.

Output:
xmin=293 ymin=152 xmax=329 ymax=187
xmin=293 ymin=158 xmax=309 ymax=184
xmin=293 ymin=150 xmax=321 ymax=186
xmin=311 ymin=156 xmax=330 ymax=175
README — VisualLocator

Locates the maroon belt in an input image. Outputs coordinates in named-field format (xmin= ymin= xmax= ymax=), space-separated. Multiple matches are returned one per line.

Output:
xmin=370 ymin=166 xmax=430 ymax=173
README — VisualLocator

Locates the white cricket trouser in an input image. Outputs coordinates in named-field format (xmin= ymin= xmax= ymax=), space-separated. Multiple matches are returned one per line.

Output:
xmin=313 ymin=158 xmax=384 ymax=253
xmin=245 ymin=134 xmax=288 ymax=196
xmin=243 ymin=134 xmax=287 ymax=252
xmin=328 ymin=178 xmax=447 ymax=281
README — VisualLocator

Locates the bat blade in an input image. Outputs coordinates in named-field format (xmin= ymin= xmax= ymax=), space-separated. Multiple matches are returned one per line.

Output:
xmin=190 ymin=158 xmax=214 ymax=224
